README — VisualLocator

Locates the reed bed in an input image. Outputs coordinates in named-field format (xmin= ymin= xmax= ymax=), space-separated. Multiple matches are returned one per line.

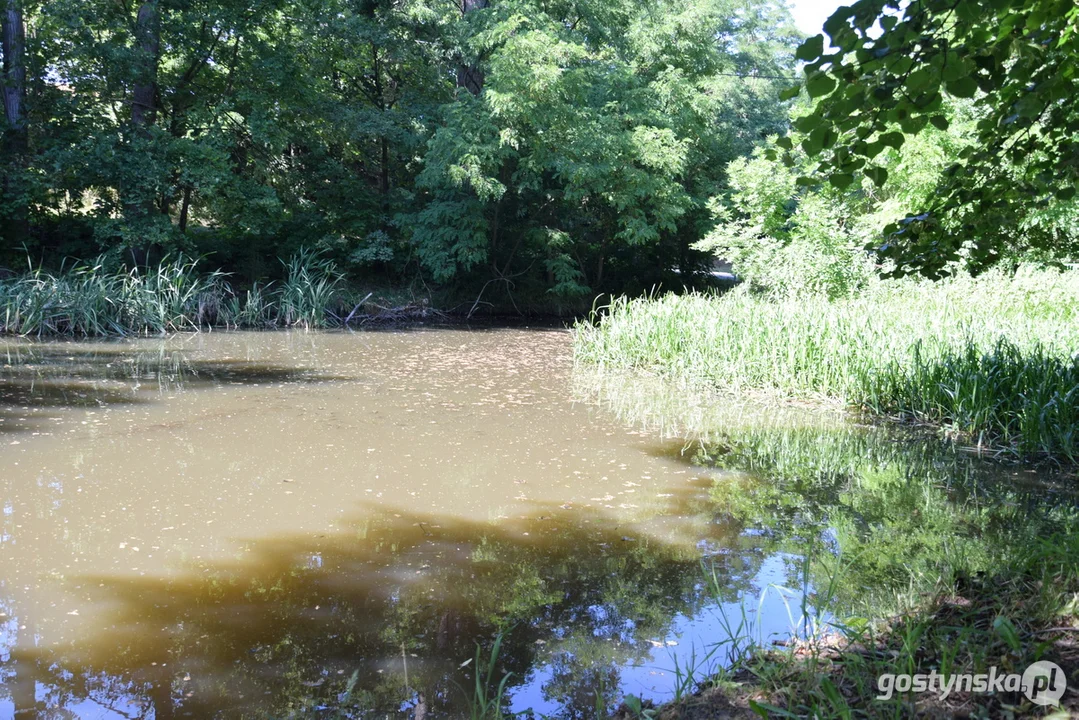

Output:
xmin=0 ymin=251 xmax=348 ymax=336
xmin=574 ymin=268 xmax=1079 ymax=459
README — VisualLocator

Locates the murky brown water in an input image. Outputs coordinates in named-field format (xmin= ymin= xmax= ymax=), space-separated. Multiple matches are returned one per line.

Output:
xmin=0 ymin=328 xmax=790 ymax=718
xmin=0 ymin=328 xmax=1071 ymax=718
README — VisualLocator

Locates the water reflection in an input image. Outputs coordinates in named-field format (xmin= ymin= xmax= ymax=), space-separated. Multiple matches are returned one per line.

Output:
xmin=2 ymin=497 xmax=784 ymax=718
xmin=0 ymin=333 xmax=1074 ymax=718
xmin=582 ymin=371 xmax=1079 ymax=621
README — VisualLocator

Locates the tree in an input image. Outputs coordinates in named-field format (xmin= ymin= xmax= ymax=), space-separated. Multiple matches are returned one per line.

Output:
xmin=1 ymin=0 xmax=28 ymax=246
xmin=124 ymin=1 xmax=162 ymax=237
xmin=784 ymin=0 xmax=1079 ymax=277
xmin=406 ymin=0 xmax=800 ymax=301
xmin=19 ymin=0 xmax=459 ymax=270
xmin=456 ymin=0 xmax=488 ymax=95
xmin=34 ymin=0 xmax=268 ymax=250
xmin=1 ymin=0 xmax=802 ymax=303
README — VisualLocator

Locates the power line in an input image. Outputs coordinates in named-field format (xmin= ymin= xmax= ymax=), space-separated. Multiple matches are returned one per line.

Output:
xmin=715 ymin=72 xmax=799 ymax=80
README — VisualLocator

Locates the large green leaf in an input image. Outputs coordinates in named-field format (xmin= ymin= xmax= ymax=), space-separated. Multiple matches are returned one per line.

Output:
xmin=796 ymin=34 xmax=825 ymax=62
xmin=806 ymin=71 xmax=837 ymax=98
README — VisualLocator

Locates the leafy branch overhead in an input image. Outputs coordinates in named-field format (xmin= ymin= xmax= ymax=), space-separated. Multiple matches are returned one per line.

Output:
xmin=779 ymin=0 xmax=1079 ymax=277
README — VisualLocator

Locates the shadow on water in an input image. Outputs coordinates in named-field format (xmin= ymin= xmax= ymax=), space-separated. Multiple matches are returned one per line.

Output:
xmin=4 ymin=429 xmax=1078 ymax=718
xmin=0 ymin=340 xmax=350 ymax=434
xmin=3 ymin=484 xmax=767 ymax=720
xmin=2 ymin=361 xmax=1078 ymax=718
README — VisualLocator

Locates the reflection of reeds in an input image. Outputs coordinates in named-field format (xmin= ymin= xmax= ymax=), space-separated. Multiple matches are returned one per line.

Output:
xmin=694 ymin=516 xmax=1079 ymax=719
xmin=0 ymin=340 xmax=337 ymax=410
xmin=684 ymin=416 xmax=1079 ymax=631
xmin=640 ymin=400 xmax=1079 ymax=718
xmin=572 ymin=365 xmax=849 ymax=444
xmin=574 ymin=268 xmax=1079 ymax=459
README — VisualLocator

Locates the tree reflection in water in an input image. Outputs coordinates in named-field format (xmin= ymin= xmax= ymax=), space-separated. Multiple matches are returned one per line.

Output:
xmin=1 ymin=355 xmax=1074 ymax=718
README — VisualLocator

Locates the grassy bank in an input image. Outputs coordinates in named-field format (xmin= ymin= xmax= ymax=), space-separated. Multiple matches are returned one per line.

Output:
xmin=0 ymin=252 xmax=440 ymax=336
xmin=639 ymin=521 xmax=1079 ymax=719
xmin=687 ymin=426 xmax=1079 ymax=718
xmin=577 ymin=390 xmax=1079 ymax=719
xmin=574 ymin=268 xmax=1079 ymax=460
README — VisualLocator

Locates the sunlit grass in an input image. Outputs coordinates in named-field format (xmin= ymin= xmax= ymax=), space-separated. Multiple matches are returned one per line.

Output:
xmin=574 ymin=267 xmax=1079 ymax=459
xmin=0 ymin=250 xmax=346 ymax=336
xmin=276 ymin=248 xmax=345 ymax=328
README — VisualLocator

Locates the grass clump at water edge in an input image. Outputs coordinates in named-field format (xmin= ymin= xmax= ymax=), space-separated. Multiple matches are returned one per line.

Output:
xmin=666 ymin=525 xmax=1079 ymax=719
xmin=573 ymin=268 xmax=1079 ymax=460
xmin=0 ymin=249 xmax=418 ymax=336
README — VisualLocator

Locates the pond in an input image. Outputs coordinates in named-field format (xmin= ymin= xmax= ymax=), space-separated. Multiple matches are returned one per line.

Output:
xmin=0 ymin=328 xmax=1072 ymax=718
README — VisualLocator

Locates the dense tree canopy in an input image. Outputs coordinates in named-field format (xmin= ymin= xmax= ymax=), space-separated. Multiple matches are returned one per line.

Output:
xmin=0 ymin=0 xmax=800 ymax=303
xmin=786 ymin=0 xmax=1079 ymax=277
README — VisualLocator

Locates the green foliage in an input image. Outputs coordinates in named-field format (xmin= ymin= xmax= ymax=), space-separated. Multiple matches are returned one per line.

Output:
xmin=0 ymin=0 xmax=802 ymax=304
xmin=0 ymin=257 xmax=224 ymax=335
xmin=701 ymin=97 xmax=1073 ymax=296
xmin=868 ymin=338 xmax=1079 ymax=459
xmin=463 ymin=633 xmax=513 ymax=720
xmin=406 ymin=0 xmax=799 ymax=296
xmin=277 ymin=249 xmax=345 ymax=328
xmin=786 ymin=0 xmax=1079 ymax=277
xmin=699 ymin=145 xmax=875 ymax=299
xmin=399 ymin=0 xmax=800 ymax=299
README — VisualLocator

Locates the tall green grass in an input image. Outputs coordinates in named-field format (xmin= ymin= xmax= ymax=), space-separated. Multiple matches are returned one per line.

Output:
xmin=276 ymin=248 xmax=345 ymax=328
xmin=0 ymin=251 xmax=347 ymax=337
xmin=574 ymin=268 xmax=1079 ymax=459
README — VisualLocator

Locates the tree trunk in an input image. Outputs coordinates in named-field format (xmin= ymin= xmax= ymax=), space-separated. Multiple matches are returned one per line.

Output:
xmin=10 ymin=618 xmax=37 ymax=719
xmin=1 ymin=0 xmax=29 ymax=246
xmin=179 ymin=186 xmax=192 ymax=233
xmin=131 ymin=2 xmax=160 ymax=133
xmin=455 ymin=0 xmax=488 ymax=95
xmin=370 ymin=43 xmax=391 ymax=198
xmin=1 ymin=0 xmax=26 ymax=149
xmin=379 ymin=137 xmax=389 ymax=196
xmin=124 ymin=1 xmax=161 ymax=232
